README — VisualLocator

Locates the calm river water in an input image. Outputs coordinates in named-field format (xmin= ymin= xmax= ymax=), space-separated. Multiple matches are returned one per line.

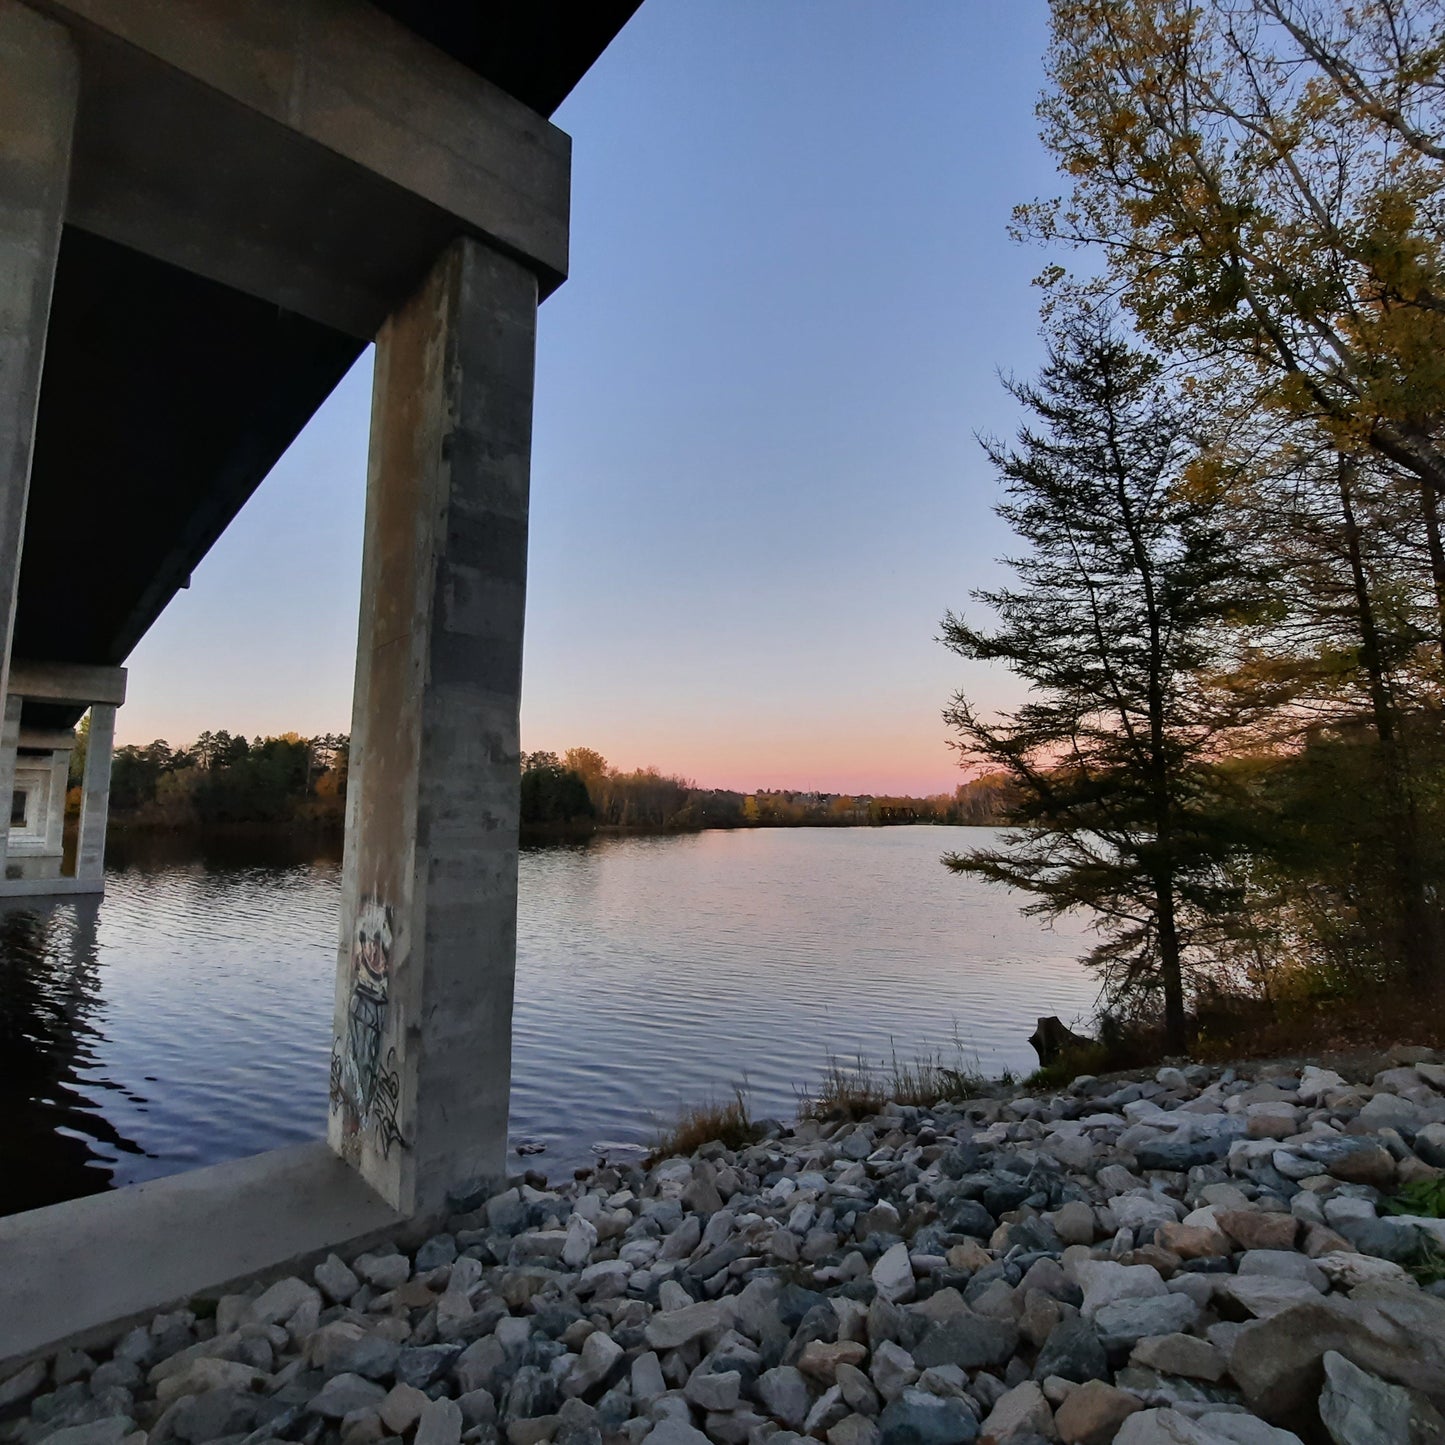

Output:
xmin=0 ymin=826 xmax=1097 ymax=1215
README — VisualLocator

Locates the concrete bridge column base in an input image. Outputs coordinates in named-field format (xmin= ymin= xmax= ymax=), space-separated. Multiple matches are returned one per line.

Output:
xmin=329 ymin=237 xmax=535 ymax=1217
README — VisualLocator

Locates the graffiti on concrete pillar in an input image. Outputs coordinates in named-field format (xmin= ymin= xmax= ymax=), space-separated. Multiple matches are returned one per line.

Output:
xmin=330 ymin=897 xmax=408 ymax=1156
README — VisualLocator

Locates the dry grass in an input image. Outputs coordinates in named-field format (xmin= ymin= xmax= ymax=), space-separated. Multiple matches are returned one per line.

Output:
xmin=648 ymin=1087 xmax=759 ymax=1161
xmin=798 ymin=1038 xmax=1003 ymax=1121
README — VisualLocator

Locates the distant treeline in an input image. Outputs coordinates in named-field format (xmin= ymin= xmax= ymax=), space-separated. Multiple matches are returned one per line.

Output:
xmin=519 ymin=747 xmax=1014 ymax=836
xmin=91 ymin=727 xmax=349 ymax=830
xmin=96 ymin=728 xmax=1011 ymax=837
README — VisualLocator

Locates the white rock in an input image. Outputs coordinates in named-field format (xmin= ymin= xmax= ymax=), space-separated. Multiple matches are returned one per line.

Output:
xmin=563 ymin=1214 xmax=600 ymax=1268
xmin=247 ymin=1276 xmax=319 ymax=1326
xmin=1109 ymin=1194 xmax=1180 ymax=1234
xmin=1312 ymin=1252 xmax=1417 ymax=1290
xmin=978 ymin=1380 xmax=1055 ymax=1441
xmin=1116 ymin=1408 xmax=1302 ymax=1444
xmin=871 ymin=1241 xmax=915 ymax=1302
xmin=1298 ymin=1068 xmax=1347 ymax=1105
xmin=645 ymin=1300 xmax=725 ymax=1350
xmin=566 ymin=1330 xmax=624 ymax=1397
xmin=1323 ymin=1196 xmax=1377 ymax=1228
xmin=1213 ymin=1276 xmax=1323 ymax=1319
xmin=1074 ymin=1260 xmax=1167 ymax=1319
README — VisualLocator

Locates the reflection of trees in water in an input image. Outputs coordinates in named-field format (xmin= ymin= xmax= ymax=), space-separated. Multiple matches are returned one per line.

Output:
xmin=0 ymin=901 xmax=146 ymax=1215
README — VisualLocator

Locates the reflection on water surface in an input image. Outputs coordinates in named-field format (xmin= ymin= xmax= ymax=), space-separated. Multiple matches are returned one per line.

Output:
xmin=1 ymin=827 xmax=1096 ymax=1215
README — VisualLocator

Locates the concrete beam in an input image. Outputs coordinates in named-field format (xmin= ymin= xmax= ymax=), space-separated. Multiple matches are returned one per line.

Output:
xmin=9 ymin=660 xmax=126 ymax=705
xmin=18 ymin=726 xmax=77 ymax=751
xmin=36 ymin=0 xmax=570 ymax=286
xmin=0 ymin=1141 xmax=404 ymax=1371
xmin=0 ymin=3 xmax=76 ymax=708
xmin=331 ymin=237 xmax=533 ymax=1215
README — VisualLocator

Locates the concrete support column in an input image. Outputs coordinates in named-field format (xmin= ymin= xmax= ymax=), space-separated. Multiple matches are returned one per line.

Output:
xmin=76 ymin=703 xmax=115 ymax=887
xmin=0 ymin=4 xmax=77 ymax=717
xmin=45 ymin=747 xmax=71 ymax=858
xmin=0 ymin=693 xmax=19 ymax=878
xmin=330 ymin=237 xmax=536 ymax=1215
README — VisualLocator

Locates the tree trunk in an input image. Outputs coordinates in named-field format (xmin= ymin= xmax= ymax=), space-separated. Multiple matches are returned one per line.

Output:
xmin=1338 ymin=456 xmax=1438 ymax=981
xmin=1419 ymin=475 xmax=1445 ymax=673
xmin=1156 ymin=873 xmax=1188 ymax=1054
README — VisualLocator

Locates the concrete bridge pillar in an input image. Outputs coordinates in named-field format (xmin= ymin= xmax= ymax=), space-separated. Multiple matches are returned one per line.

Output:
xmin=0 ymin=3 xmax=76 ymax=884
xmin=76 ymin=703 xmax=116 ymax=886
xmin=329 ymin=238 xmax=535 ymax=1216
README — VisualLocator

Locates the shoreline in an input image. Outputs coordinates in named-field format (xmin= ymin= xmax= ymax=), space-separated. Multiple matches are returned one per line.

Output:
xmin=3 ymin=1047 xmax=1442 ymax=1443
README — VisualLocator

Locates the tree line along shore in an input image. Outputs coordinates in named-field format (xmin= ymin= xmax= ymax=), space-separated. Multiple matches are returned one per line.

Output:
xmin=80 ymin=728 xmax=1013 ymax=838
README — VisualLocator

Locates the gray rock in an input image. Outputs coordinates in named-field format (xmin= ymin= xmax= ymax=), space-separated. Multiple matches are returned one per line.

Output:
xmin=417 ymin=1234 xmax=458 ymax=1270
xmin=246 ymin=1276 xmax=318 ymax=1326
xmin=630 ymin=1353 xmax=666 ymax=1409
xmin=396 ymin=1344 xmax=463 ymax=1389
xmin=171 ymin=1385 xmax=258 ymax=1442
xmin=1230 ymin=1292 xmax=1445 ymax=1421
xmin=829 ymin=1414 xmax=883 ymax=1445
xmin=455 ymin=1335 xmax=506 ymax=1395
xmin=355 ymin=1251 xmax=410 ymax=1291
xmin=1128 ymin=1334 xmax=1225 ymax=1383
xmin=870 ymin=1342 xmax=920 ymax=1403
xmin=309 ymin=1373 xmax=387 ymax=1420
xmin=976 ymin=1382 xmax=1053 ymax=1442
xmin=307 ymin=1321 xmax=401 ymax=1380
xmin=877 ymin=1388 xmax=979 ymax=1445
xmin=1033 ymin=1317 xmax=1109 ymax=1384
xmin=1213 ymin=1277 xmax=1323 ymax=1320
xmin=507 ymin=1365 xmax=561 ymax=1422
xmin=380 ymin=1383 xmax=432 ymax=1435
xmin=641 ymin=1421 xmax=712 ymax=1445
xmin=415 ymin=1395 xmax=463 ymax=1445
xmin=645 ymin=1301 xmax=724 ymax=1351
xmin=566 ymin=1332 xmax=624 ymax=1399
xmin=684 ymin=1368 xmax=741 ymax=1413
xmin=1319 ymin=1350 xmax=1445 ymax=1445
xmin=313 ymin=1253 xmax=360 ymax=1304
xmin=458 ymin=1388 xmax=498 ymax=1428
xmin=26 ymin=1419 xmax=133 ymax=1445
xmin=0 ymin=1362 xmax=47 ymax=1410
xmin=1092 ymin=1294 xmax=1200 ymax=1352
xmin=757 ymin=1366 xmax=812 ymax=1429
xmin=1414 ymin=1123 xmax=1445 ymax=1169
xmin=1235 ymin=1252 xmax=1326 ymax=1292
xmin=912 ymin=1313 xmax=1016 ymax=1371
xmin=1359 ymin=1094 xmax=1421 ymax=1132
xmin=1116 ymin=1409 xmax=1301 ymax=1443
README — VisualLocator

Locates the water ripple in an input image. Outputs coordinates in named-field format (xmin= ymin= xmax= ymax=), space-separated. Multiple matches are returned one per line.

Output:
xmin=0 ymin=827 xmax=1097 ymax=1211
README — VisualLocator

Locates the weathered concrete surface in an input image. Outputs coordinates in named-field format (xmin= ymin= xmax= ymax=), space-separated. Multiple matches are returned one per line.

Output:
xmin=76 ymin=700 xmax=114 ymax=886
xmin=0 ymin=691 xmax=21 ymax=879
xmin=49 ymin=0 xmax=571 ymax=292
xmin=8 ymin=659 xmax=127 ymax=706
xmin=0 ymin=1141 xmax=404 ymax=1372
xmin=0 ymin=2 xmax=76 ymax=722
xmin=331 ymin=237 xmax=535 ymax=1216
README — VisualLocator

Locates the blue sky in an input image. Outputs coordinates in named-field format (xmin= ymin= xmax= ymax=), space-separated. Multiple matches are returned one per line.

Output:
xmin=118 ymin=1 xmax=1064 ymax=794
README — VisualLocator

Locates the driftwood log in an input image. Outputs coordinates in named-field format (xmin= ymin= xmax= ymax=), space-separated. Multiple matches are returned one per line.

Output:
xmin=1028 ymin=1015 xmax=1092 ymax=1066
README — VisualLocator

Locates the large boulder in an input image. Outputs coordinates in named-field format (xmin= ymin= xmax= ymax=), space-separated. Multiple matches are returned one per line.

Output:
xmin=1229 ymin=1292 xmax=1445 ymax=1427
xmin=1319 ymin=1350 xmax=1445 ymax=1445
